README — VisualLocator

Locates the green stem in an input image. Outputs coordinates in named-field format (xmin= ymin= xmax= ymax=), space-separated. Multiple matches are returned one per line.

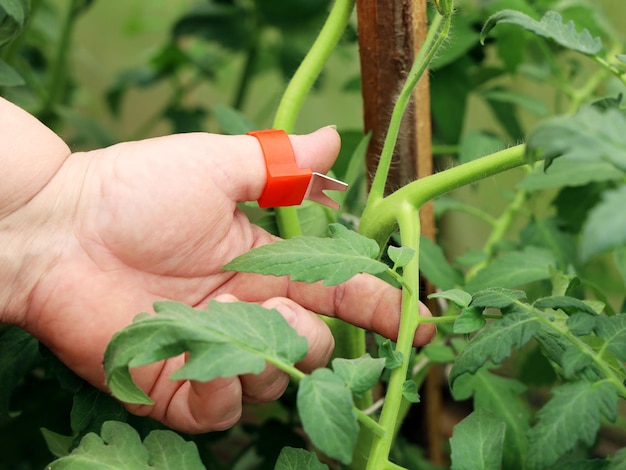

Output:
xmin=272 ymin=0 xmax=354 ymax=132
xmin=368 ymin=12 xmax=447 ymax=202
xmin=366 ymin=205 xmax=422 ymax=469
xmin=592 ymin=53 xmax=626 ymax=88
xmin=360 ymin=144 xmax=528 ymax=247
xmin=271 ymin=0 xmax=355 ymax=239
xmin=466 ymin=183 xmax=529 ymax=280
xmin=233 ymin=39 xmax=259 ymax=111
xmin=38 ymin=0 xmax=77 ymax=121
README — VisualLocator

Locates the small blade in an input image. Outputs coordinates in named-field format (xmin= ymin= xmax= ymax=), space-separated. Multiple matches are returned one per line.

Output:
xmin=304 ymin=172 xmax=348 ymax=210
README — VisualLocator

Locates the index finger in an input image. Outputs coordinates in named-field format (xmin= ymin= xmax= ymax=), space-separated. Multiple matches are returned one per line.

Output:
xmin=284 ymin=273 xmax=436 ymax=346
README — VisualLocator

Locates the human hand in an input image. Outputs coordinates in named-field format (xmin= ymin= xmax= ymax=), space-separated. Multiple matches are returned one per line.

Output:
xmin=0 ymin=102 xmax=434 ymax=433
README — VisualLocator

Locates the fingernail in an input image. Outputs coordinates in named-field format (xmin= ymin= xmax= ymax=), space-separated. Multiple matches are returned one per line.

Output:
xmin=324 ymin=124 xmax=337 ymax=130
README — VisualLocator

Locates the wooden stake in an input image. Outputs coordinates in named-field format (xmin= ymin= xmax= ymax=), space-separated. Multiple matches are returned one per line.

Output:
xmin=356 ymin=0 xmax=442 ymax=464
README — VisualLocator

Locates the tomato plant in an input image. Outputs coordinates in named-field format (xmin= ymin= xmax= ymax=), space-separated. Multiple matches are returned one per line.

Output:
xmin=2 ymin=0 xmax=626 ymax=469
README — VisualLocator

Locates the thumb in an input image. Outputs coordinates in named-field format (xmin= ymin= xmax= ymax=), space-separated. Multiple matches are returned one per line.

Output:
xmin=215 ymin=126 xmax=341 ymax=203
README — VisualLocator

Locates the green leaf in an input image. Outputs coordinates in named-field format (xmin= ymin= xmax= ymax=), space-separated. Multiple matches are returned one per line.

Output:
xmin=481 ymin=10 xmax=602 ymax=55
xmin=527 ymin=382 xmax=619 ymax=469
xmin=71 ymin=386 xmax=127 ymax=438
xmin=466 ymin=248 xmax=556 ymax=293
xmin=274 ymin=447 xmax=329 ymax=470
xmin=48 ymin=421 xmax=204 ymax=469
xmin=554 ymin=184 xmax=607 ymax=233
xmin=450 ymin=310 xmax=540 ymax=386
xmin=608 ymin=448 xmax=626 ymax=470
xmin=0 ymin=326 xmax=39 ymax=417
xmin=453 ymin=307 xmax=486 ymax=334
xmin=481 ymin=88 xmax=549 ymax=117
xmin=402 ymin=380 xmax=421 ymax=403
xmin=387 ymin=245 xmax=414 ymax=269
xmin=526 ymin=107 xmax=626 ymax=172
xmin=213 ymin=104 xmax=255 ymax=135
xmin=428 ymin=289 xmax=472 ymax=308
xmin=431 ymin=60 xmax=471 ymax=145
xmin=0 ymin=0 xmax=26 ymax=25
xmin=104 ymin=301 xmax=308 ymax=404
xmin=41 ymin=428 xmax=73 ymax=458
xmin=567 ymin=312 xmax=598 ymax=336
xmin=419 ymin=236 xmax=463 ymax=290
xmin=452 ymin=367 xmax=529 ymax=469
xmin=470 ymin=287 xmax=526 ymax=309
xmin=449 ymin=409 xmax=506 ymax=470
xmin=534 ymin=296 xmax=599 ymax=316
xmin=594 ymin=314 xmax=626 ymax=361
xmin=518 ymin=158 xmax=624 ymax=191
xmin=561 ymin=346 xmax=594 ymax=378
xmin=0 ymin=58 xmax=23 ymax=86
xmin=520 ymin=217 xmax=577 ymax=269
xmin=580 ymin=186 xmax=626 ymax=261
xmin=331 ymin=354 xmax=386 ymax=397
xmin=378 ymin=339 xmax=403 ymax=370
xmin=297 ymin=368 xmax=358 ymax=465
xmin=223 ymin=224 xmax=387 ymax=286
xmin=534 ymin=329 xmax=602 ymax=382
xmin=483 ymin=90 xmax=524 ymax=141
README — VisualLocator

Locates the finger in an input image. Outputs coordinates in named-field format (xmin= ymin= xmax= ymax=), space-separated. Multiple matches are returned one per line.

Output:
xmin=184 ymin=377 xmax=243 ymax=432
xmin=240 ymin=364 xmax=290 ymax=404
xmin=125 ymin=357 xmax=243 ymax=434
xmin=285 ymin=274 xmax=436 ymax=347
xmin=263 ymin=297 xmax=335 ymax=373
xmin=211 ymin=126 xmax=341 ymax=203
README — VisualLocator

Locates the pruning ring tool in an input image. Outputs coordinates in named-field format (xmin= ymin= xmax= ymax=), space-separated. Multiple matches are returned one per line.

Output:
xmin=247 ymin=129 xmax=348 ymax=210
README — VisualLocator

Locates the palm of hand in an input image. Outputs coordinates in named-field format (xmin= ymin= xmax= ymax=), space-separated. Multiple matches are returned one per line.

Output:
xmin=22 ymin=131 xmax=337 ymax=431
xmin=19 ymin=128 xmax=433 ymax=433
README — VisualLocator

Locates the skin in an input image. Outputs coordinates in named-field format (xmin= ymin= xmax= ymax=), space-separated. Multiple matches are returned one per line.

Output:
xmin=0 ymin=97 xmax=435 ymax=434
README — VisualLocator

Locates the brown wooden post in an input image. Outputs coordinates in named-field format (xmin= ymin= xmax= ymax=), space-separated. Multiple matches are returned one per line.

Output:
xmin=356 ymin=0 xmax=442 ymax=464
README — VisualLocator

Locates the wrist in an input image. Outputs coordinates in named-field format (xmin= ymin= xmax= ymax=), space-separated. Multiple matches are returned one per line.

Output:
xmin=0 ymin=97 xmax=71 ymax=327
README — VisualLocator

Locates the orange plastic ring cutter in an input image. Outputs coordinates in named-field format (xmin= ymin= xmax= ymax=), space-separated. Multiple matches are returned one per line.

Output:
xmin=247 ymin=129 xmax=348 ymax=210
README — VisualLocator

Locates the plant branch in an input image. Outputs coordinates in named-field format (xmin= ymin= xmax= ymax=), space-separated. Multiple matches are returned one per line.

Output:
xmin=366 ymin=205 xmax=422 ymax=468
xmin=271 ymin=0 xmax=355 ymax=239
xmin=466 ymin=182 xmax=529 ymax=280
xmin=518 ymin=301 xmax=626 ymax=398
xmin=367 ymin=12 xmax=446 ymax=203
xmin=360 ymin=144 xmax=528 ymax=246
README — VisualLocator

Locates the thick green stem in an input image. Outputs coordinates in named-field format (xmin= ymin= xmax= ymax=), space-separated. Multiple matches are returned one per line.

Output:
xmin=368 ymin=12 xmax=446 ymax=202
xmin=366 ymin=205 xmax=422 ymax=469
xmin=271 ymin=0 xmax=355 ymax=239
xmin=360 ymin=144 xmax=528 ymax=247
